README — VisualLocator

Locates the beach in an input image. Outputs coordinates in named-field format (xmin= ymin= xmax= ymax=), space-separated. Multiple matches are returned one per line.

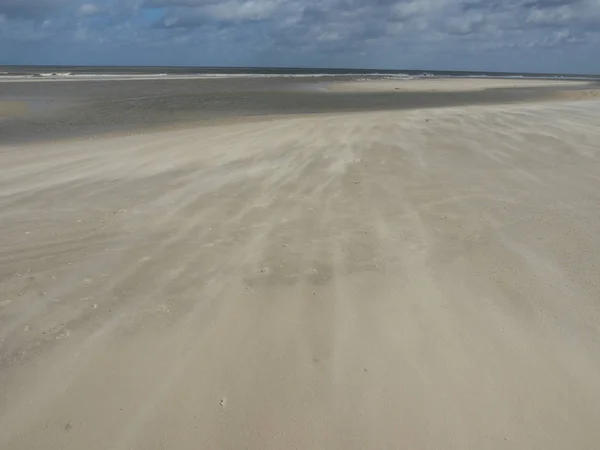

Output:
xmin=2 ymin=78 xmax=600 ymax=449
xmin=1 ymin=75 xmax=597 ymax=144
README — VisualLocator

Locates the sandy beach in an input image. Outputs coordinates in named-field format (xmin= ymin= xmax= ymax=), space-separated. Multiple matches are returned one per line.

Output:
xmin=327 ymin=77 xmax=595 ymax=92
xmin=0 ymin=101 xmax=28 ymax=118
xmin=1 ymin=79 xmax=600 ymax=449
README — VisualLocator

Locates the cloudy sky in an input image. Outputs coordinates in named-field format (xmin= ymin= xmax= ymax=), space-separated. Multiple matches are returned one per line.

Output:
xmin=1 ymin=0 xmax=599 ymax=73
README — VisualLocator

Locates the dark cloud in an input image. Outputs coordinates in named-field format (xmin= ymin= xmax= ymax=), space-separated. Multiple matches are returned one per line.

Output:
xmin=0 ymin=0 xmax=599 ymax=72
xmin=144 ymin=0 xmax=600 ymax=42
xmin=0 ymin=0 xmax=73 ymax=19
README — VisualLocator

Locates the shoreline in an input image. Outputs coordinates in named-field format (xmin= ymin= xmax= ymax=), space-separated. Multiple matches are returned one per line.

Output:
xmin=1 ymin=75 xmax=598 ymax=83
xmin=1 ymin=77 xmax=599 ymax=145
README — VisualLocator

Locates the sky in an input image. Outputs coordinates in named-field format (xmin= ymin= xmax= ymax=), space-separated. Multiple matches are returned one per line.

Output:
xmin=1 ymin=0 xmax=599 ymax=73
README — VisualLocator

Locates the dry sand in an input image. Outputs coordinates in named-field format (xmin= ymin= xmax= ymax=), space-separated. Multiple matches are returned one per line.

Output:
xmin=328 ymin=77 xmax=595 ymax=92
xmin=2 ymin=84 xmax=600 ymax=449
xmin=0 ymin=101 xmax=28 ymax=118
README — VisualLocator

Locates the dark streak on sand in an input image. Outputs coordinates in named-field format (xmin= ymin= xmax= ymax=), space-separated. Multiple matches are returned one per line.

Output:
xmin=1 ymin=77 xmax=597 ymax=144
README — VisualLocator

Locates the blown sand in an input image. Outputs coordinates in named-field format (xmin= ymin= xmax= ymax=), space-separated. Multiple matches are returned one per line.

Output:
xmin=1 ymin=79 xmax=600 ymax=449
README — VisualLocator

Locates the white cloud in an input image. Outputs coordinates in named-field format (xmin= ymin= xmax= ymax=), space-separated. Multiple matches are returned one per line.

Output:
xmin=78 ymin=3 xmax=101 ymax=16
xmin=204 ymin=0 xmax=280 ymax=21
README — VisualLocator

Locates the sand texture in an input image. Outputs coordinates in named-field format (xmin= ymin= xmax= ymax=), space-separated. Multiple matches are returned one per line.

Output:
xmin=0 ymin=101 xmax=28 ymax=118
xmin=2 ymin=97 xmax=600 ymax=449
xmin=3 ymin=77 xmax=598 ymax=144
xmin=328 ymin=77 xmax=596 ymax=92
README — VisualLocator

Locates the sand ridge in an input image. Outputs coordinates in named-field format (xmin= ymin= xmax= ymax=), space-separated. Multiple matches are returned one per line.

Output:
xmin=1 ymin=97 xmax=600 ymax=449
xmin=327 ymin=77 xmax=597 ymax=92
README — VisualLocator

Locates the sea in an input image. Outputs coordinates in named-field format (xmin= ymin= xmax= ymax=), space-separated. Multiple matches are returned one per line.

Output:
xmin=1 ymin=65 xmax=599 ymax=80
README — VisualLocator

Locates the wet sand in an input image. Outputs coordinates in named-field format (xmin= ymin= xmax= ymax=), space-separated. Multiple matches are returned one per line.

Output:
xmin=1 ymin=76 xmax=598 ymax=143
xmin=1 ymin=79 xmax=600 ymax=449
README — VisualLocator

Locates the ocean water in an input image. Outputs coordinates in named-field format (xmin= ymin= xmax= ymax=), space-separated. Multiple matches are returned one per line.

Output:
xmin=1 ymin=65 xmax=599 ymax=80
